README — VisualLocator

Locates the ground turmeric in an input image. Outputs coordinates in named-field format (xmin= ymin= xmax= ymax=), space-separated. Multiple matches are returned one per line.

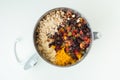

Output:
xmin=55 ymin=47 xmax=75 ymax=66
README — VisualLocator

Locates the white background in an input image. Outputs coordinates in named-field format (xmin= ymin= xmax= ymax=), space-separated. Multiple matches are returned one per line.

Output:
xmin=0 ymin=0 xmax=120 ymax=80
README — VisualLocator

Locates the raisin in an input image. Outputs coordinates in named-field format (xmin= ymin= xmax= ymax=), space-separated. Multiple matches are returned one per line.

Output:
xmin=67 ymin=20 xmax=72 ymax=25
xmin=70 ymin=53 xmax=78 ymax=60
xmin=55 ymin=46 xmax=61 ymax=51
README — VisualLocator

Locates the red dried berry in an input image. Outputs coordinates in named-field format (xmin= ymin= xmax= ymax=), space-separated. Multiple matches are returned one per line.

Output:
xmin=72 ymin=31 xmax=76 ymax=36
xmin=85 ymin=38 xmax=91 ymax=44
xmin=80 ymin=30 xmax=83 ymax=35
xmin=74 ymin=30 xmax=77 ymax=33
xmin=65 ymin=47 xmax=69 ymax=53
xmin=83 ymin=36 xmax=88 ymax=41
xmin=66 ymin=26 xmax=71 ymax=32
xmin=74 ymin=49 xmax=79 ymax=55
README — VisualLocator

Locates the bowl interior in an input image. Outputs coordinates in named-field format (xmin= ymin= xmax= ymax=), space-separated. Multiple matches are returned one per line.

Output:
xmin=33 ymin=7 xmax=93 ymax=67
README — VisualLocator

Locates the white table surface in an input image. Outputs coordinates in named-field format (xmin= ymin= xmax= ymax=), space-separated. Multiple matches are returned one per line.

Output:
xmin=0 ymin=0 xmax=120 ymax=80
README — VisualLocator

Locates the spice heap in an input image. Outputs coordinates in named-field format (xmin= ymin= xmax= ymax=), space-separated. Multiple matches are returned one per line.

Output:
xmin=35 ymin=8 xmax=92 ymax=66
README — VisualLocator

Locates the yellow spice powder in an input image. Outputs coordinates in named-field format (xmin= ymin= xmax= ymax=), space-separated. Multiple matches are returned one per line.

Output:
xmin=51 ymin=46 xmax=83 ymax=66
xmin=55 ymin=47 xmax=75 ymax=66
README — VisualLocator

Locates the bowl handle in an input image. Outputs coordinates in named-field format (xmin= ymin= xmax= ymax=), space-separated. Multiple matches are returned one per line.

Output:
xmin=14 ymin=38 xmax=39 ymax=70
xmin=93 ymin=32 xmax=101 ymax=40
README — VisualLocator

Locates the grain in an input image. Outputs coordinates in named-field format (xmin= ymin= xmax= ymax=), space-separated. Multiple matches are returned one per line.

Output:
xmin=35 ymin=9 xmax=64 ymax=62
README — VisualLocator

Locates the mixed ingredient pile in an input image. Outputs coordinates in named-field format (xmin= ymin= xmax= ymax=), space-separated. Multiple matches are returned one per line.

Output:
xmin=35 ymin=8 xmax=92 ymax=66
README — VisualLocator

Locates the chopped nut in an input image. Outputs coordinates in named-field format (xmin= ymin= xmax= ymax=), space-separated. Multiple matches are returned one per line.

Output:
xmin=67 ymin=18 xmax=70 ymax=20
xmin=76 ymin=18 xmax=80 ymax=23
xmin=72 ymin=14 xmax=75 ymax=18
xmin=78 ymin=23 xmax=81 ymax=27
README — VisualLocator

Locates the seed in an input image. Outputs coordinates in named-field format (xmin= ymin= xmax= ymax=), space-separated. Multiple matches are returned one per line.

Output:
xmin=68 ymin=32 xmax=72 ymax=36
xmin=72 ymin=36 xmax=76 ymax=40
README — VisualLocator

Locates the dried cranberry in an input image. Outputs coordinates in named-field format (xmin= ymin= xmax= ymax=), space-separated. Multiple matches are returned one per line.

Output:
xmin=74 ymin=49 xmax=79 ymax=55
xmin=80 ymin=30 xmax=83 ymax=35
xmin=65 ymin=47 xmax=69 ymax=53
xmin=55 ymin=46 xmax=61 ymax=51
